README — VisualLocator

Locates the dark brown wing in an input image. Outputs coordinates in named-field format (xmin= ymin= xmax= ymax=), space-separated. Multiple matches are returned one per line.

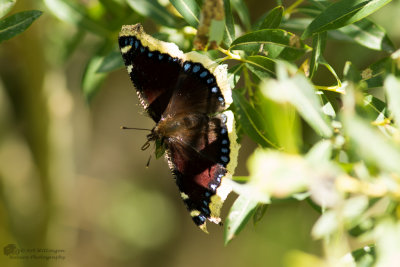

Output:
xmin=119 ymin=24 xmax=227 ymax=122
xmin=119 ymin=34 xmax=181 ymax=122
xmin=162 ymin=61 xmax=226 ymax=117
xmin=164 ymin=113 xmax=231 ymax=230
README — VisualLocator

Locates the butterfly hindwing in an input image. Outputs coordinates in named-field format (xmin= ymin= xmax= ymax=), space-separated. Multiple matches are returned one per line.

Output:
xmin=165 ymin=113 xmax=231 ymax=230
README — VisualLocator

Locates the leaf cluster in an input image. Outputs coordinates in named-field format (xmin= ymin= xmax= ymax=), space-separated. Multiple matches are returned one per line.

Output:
xmin=26 ymin=0 xmax=400 ymax=265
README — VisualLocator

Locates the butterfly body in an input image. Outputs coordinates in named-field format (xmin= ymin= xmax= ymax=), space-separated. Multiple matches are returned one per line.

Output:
xmin=119 ymin=24 xmax=239 ymax=232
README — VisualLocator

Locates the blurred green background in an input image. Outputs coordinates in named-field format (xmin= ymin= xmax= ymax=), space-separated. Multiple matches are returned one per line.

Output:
xmin=1 ymin=0 xmax=399 ymax=266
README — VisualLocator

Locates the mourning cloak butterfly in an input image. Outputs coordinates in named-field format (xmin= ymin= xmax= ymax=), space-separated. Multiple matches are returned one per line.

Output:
xmin=119 ymin=24 xmax=239 ymax=232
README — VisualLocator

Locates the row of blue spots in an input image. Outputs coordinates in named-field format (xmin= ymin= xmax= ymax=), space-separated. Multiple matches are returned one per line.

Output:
xmin=182 ymin=61 xmax=226 ymax=106
xmin=193 ymin=214 xmax=206 ymax=225
xmin=183 ymin=62 xmax=214 ymax=85
xmin=219 ymin=121 xmax=230 ymax=165
xmin=199 ymin=71 xmax=208 ymax=78
xmin=192 ymin=65 xmax=201 ymax=73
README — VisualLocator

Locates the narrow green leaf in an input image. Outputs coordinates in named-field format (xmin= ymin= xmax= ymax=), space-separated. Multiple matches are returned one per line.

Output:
xmin=310 ymin=32 xmax=327 ymax=79
xmin=245 ymin=55 xmax=276 ymax=79
xmin=385 ymin=75 xmax=400 ymax=129
xmin=306 ymin=140 xmax=332 ymax=163
xmin=230 ymin=29 xmax=311 ymax=61
xmin=290 ymin=74 xmax=333 ymax=138
xmin=230 ymin=0 xmax=251 ymax=30
xmin=318 ymin=56 xmax=342 ymax=90
xmin=343 ymin=61 xmax=362 ymax=83
xmin=82 ymin=55 xmax=107 ymax=102
xmin=307 ymin=0 xmax=330 ymax=9
xmin=155 ymin=139 xmax=165 ymax=159
xmin=340 ymin=19 xmax=395 ymax=52
xmin=253 ymin=88 xmax=301 ymax=153
xmin=0 ymin=10 xmax=42 ymax=43
xmin=0 ymin=0 xmax=16 ymax=19
xmin=224 ymin=195 xmax=258 ymax=245
xmin=247 ymin=150 xmax=311 ymax=200
xmin=363 ymin=94 xmax=389 ymax=120
xmin=97 ymin=49 xmax=124 ymax=73
xmin=232 ymin=90 xmax=278 ymax=148
xmin=261 ymin=65 xmax=333 ymax=138
xmin=343 ymin=113 xmax=400 ymax=174
xmin=222 ymin=0 xmax=235 ymax=46
xmin=44 ymin=0 xmax=110 ymax=36
xmin=351 ymin=245 xmax=375 ymax=263
xmin=252 ymin=203 xmax=269 ymax=225
xmin=169 ymin=0 xmax=200 ymax=28
xmin=302 ymin=0 xmax=392 ymax=39
xmin=257 ymin=6 xmax=283 ymax=30
xmin=227 ymin=64 xmax=243 ymax=88
xmin=297 ymin=3 xmax=394 ymax=52
xmin=281 ymin=18 xmax=311 ymax=31
xmin=126 ymin=0 xmax=179 ymax=28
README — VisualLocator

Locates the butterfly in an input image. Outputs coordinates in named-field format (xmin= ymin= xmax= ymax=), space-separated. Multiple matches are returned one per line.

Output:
xmin=118 ymin=24 xmax=239 ymax=232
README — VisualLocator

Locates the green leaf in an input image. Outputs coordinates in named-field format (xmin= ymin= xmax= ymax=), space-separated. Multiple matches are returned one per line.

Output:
xmin=230 ymin=0 xmax=251 ymax=30
xmin=384 ymin=75 xmax=400 ymax=129
xmin=363 ymin=94 xmax=389 ymax=120
xmin=339 ymin=18 xmax=395 ymax=52
xmin=312 ymin=211 xmax=339 ymax=238
xmin=44 ymin=0 xmax=111 ymax=36
xmin=252 ymin=203 xmax=269 ymax=225
xmin=222 ymin=0 xmax=235 ymax=47
xmin=97 ymin=49 xmax=124 ymax=73
xmin=257 ymin=6 xmax=283 ymax=30
xmin=343 ymin=61 xmax=362 ymax=83
xmin=261 ymin=64 xmax=333 ymax=138
xmin=245 ymin=55 xmax=276 ymax=79
xmin=227 ymin=64 xmax=243 ymax=89
xmin=253 ymin=88 xmax=301 ymax=153
xmin=126 ymin=0 xmax=179 ymax=28
xmin=306 ymin=140 xmax=332 ymax=163
xmin=342 ymin=113 xmax=400 ymax=174
xmin=155 ymin=139 xmax=165 ymax=159
xmin=0 ymin=0 xmax=15 ymax=19
xmin=224 ymin=195 xmax=259 ymax=245
xmin=169 ymin=0 xmax=200 ymax=28
xmin=296 ymin=6 xmax=394 ymax=52
xmin=0 ymin=10 xmax=42 ymax=43
xmin=247 ymin=150 xmax=311 ymax=200
xmin=318 ymin=56 xmax=342 ymax=90
xmin=302 ymin=0 xmax=392 ymax=39
xmin=351 ymin=245 xmax=375 ymax=265
xmin=82 ymin=55 xmax=108 ymax=102
xmin=281 ymin=18 xmax=311 ymax=32
xmin=232 ymin=90 xmax=278 ymax=148
xmin=230 ymin=29 xmax=311 ymax=61
xmin=309 ymin=32 xmax=327 ymax=79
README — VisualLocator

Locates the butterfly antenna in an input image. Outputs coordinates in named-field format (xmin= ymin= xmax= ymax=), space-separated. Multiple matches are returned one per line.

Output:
xmin=120 ymin=126 xmax=151 ymax=131
xmin=146 ymin=154 xmax=152 ymax=168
